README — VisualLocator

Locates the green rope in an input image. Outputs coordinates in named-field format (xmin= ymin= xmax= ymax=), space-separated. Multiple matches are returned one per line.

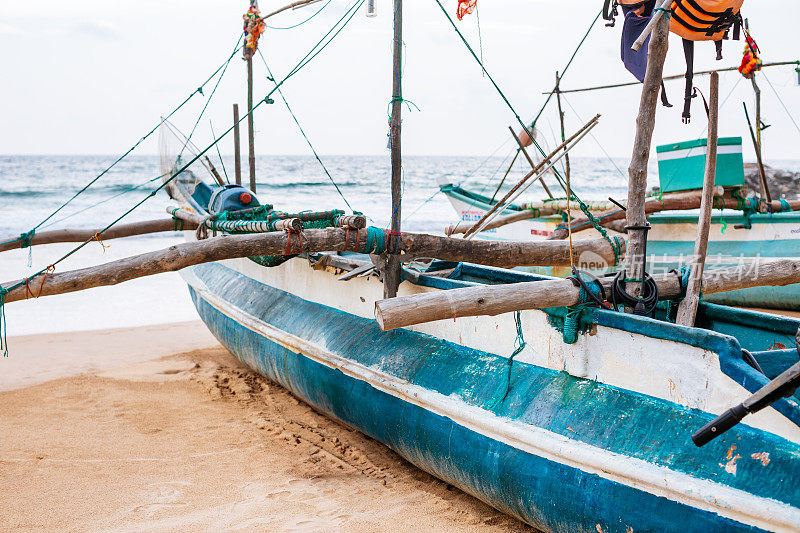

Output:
xmin=387 ymin=96 xmax=420 ymax=117
xmin=30 ymin=36 xmax=243 ymax=232
xmin=528 ymin=9 xmax=603 ymax=132
xmin=496 ymin=310 xmax=526 ymax=406
xmin=365 ymin=226 xmax=387 ymax=255
xmin=562 ymin=277 xmax=601 ymax=344
xmin=258 ymin=49 xmax=355 ymax=211
xmin=0 ymin=1 xmax=367 ymax=321
xmin=665 ymin=267 xmax=692 ymax=322
xmin=431 ymin=0 xmax=568 ymax=191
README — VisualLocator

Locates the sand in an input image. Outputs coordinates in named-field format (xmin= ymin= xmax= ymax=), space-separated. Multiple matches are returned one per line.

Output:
xmin=0 ymin=323 xmax=531 ymax=532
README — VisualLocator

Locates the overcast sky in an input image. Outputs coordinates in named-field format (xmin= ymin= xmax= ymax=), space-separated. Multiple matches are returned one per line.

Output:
xmin=1 ymin=0 xmax=798 ymax=160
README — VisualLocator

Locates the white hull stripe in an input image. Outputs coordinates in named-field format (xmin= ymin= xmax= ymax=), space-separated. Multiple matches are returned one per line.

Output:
xmin=185 ymin=271 xmax=800 ymax=532
xmin=657 ymin=144 xmax=742 ymax=161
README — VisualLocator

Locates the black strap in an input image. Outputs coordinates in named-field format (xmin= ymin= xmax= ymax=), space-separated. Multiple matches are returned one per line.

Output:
xmin=715 ymin=40 xmax=723 ymax=60
xmin=682 ymin=38 xmax=695 ymax=123
xmin=603 ymin=0 xmax=619 ymax=26
xmin=660 ymin=80 xmax=672 ymax=108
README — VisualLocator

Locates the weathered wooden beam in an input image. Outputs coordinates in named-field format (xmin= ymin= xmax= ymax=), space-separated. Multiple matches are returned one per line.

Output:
xmin=0 ymin=229 xmax=625 ymax=304
xmin=676 ymin=72 xmax=719 ymax=327
xmin=384 ymin=0 xmax=404 ymax=299
xmin=400 ymin=234 xmax=623 ymax=268
xmin=1 ymin=228 xmax=355 ymax=304
xmin=626 ymin=10 xmax=670 ymax=299
xmin=0 ymin=219 xmax=198 ymax=254
xmin=375 ymin=258 xmax=800 ymax=331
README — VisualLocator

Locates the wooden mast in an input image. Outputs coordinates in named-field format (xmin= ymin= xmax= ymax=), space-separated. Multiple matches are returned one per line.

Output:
xmin=625 ymin=10 xmax=670 ymax=300
xmin=233 ymin=103 xmax=242 ymax=185
xmin=676 ymin=72 xmax=719 ymax=326
xmin=384 ymin=0 xmax=403 ymax=298
xmin=246 ymin=0 xmax=258 ymax=193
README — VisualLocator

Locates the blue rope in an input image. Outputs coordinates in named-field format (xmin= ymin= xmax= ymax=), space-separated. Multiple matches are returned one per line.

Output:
xmin=496 ymin=310 xmax=526 ymax=406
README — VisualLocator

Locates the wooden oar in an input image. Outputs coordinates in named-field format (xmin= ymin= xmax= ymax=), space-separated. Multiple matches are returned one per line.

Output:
xmin=0 ymin=229 xmax=624 ymax=304
xmin=0 ymin=218 xmax=198 ymax=253
xmin=374 ymin=258 xmax=800 ymax=331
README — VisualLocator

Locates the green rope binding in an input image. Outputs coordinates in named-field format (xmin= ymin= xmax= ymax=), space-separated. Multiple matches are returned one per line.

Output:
xmin=562 ymin=279 xmax=602 ymax=344
xmin=664 ymin=267 xmax=692 ymax=323
xmin=496 ymin=310 xmax=526 ymax=406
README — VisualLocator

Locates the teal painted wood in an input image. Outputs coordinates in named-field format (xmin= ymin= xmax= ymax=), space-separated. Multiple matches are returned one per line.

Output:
xmin=186 ymin=261 xmax=800 ymax=531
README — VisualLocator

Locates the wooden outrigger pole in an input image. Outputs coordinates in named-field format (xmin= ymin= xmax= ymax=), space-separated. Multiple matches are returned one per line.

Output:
xmin=384 ymin=0 xmax=403 ymax=298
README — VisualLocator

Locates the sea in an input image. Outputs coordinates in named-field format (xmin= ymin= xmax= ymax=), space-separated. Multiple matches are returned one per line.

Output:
xmin=2 ymin=154 xmax=799 ymax=336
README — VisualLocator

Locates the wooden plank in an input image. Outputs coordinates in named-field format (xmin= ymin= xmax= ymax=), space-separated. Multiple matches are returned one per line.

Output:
xmin=0 ymin=219 xmax=198 ymax=253
xmin=676 ymin=72 xmax=719 ymax=326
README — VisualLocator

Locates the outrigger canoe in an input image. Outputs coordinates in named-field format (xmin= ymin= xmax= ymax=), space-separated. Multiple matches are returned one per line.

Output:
xmin=440 ymin=180 xmax=800 ymax=311
xmin=174 ymin=172 xmax=800 ymax=532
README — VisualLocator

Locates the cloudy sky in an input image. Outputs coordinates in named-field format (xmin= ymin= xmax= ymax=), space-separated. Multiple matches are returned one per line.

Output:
xmin=1 ymin=0 xmax=798 ymax=160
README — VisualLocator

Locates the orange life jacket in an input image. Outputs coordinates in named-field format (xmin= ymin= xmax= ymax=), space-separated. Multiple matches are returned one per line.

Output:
xmin=669 ymin=0 xmax=744 ymax=42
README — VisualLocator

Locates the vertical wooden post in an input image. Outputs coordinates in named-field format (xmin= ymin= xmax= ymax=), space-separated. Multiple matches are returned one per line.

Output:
xmin=384 ymin=0 xmax=403 ymax=299
xmin=233 ymin=103 xmax=242 ymax=186
xmin=749 ymin=75 xmax=772 ymax=204
xmin=625 ymin=12 xmax=670 ymax=298
xmin=676 ymin=72 xmax=719 ymax=327
xmin=247 ymin=56 xmax=257 ymax=193
xmin=555 ymin=71 xmax=570 ymax=184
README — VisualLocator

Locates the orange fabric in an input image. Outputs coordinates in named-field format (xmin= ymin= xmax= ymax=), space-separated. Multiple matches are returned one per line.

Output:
xmin=669 ymin=0 xmax=744 ymax=41
xmin=457 ymin=0 xmax=477 ymax=21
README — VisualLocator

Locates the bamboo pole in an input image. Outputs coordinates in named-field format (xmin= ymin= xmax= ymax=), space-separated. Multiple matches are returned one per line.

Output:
xmin=676 ymin=72 xmax=719 ymax=327
xmin=744 ymin=101 xmax=772 ymax=205
xmin=466 ymin=121 xmax=598 ymax=240
xmin=462 ymin=115 xmax=600 ymax=240
xmin=0 ymin=230 xmax=626 ymax=304
xmin=510 ymin=127 xmax=553 ymax=199
xmin=374 ymin=258 xmax=800 ymax=331
xmin=233 ymin=103 xmax=242 ymax=186
xmin=625 ymin=11 xmax=670 ymax=299
xmin=384 ymin=0 xmax=404 ymax=299
xmin=263 ymin=0 xmax=323 ymax=20
xmin=205 ymin=156 xmax=226 ymax=186
xmin=489 ymin=150 xmax=519 ymax=203
xmin=555 ymin=61 xmax=800 ymax=95
xmin=0 ymin=219 xmax=199 ymax=254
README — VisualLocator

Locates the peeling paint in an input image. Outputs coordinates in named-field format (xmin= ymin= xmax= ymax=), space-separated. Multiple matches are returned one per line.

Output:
xmin=751 ymin=452 xmax=771 ymax=466
xmin=720 ymin=445 xmax=742 ymax=475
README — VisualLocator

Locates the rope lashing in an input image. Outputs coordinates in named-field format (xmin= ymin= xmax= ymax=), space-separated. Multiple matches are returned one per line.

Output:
xmin=387 ymin=96 xmax=420 ymax=118
xmin=665 ymin=267 xmax=692 ymax=322
xmin=18 ymin=230 xmax=35 ymax=249
xmin=385 ymin=230 xmax=402 ymax=254
xmin=780 ymin=199 xmax=792 ymax=212
xmin=562 ymin=269 xmax=606 ymax=344
xmin=364 ymin=227 xmax=387 ymax=255
xmin=92 ymin=232 xmax=109 ymax=253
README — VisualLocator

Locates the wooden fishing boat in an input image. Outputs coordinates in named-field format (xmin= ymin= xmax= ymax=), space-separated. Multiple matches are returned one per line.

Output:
xmin=439 ymin=180 xmax=800 ymax=310
xmin=4 ymin=1 xmax=800 ymax=531
xmin=171 ymin=172 xmax=800 ymax=531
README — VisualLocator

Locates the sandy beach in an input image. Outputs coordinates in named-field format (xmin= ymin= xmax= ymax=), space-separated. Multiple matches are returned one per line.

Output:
xmin=0 ymin=322 xmax=531 ymax=532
